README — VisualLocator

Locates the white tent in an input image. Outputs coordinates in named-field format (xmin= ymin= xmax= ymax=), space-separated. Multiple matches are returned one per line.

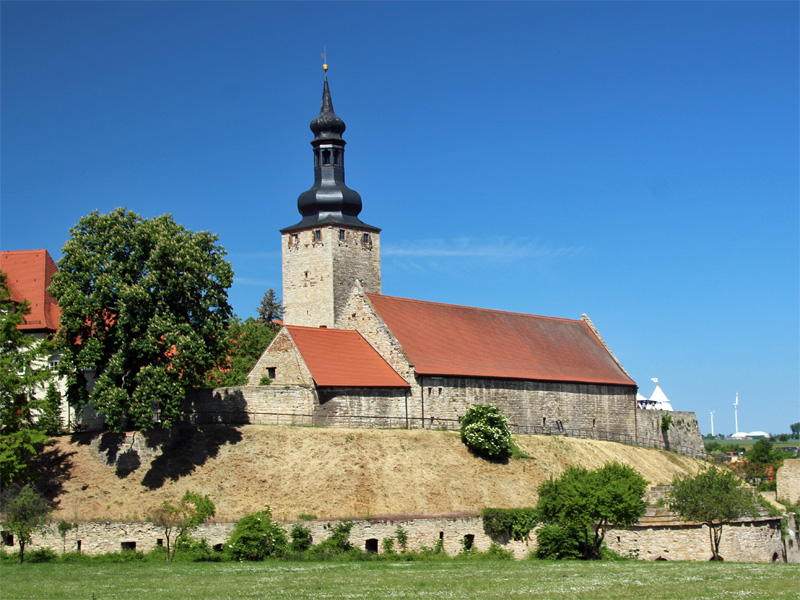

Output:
xmin=748 ymin=431 xmax=771 ymax=439
xmin=730 ymin=432 xmax=750 ymax=439
xmin=648 ymin=385 xmax=674 ymax=411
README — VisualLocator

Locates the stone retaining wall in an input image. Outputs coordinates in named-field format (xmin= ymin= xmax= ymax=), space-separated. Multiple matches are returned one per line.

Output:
xmin=8 ymin=511 xmax=787 ymax=563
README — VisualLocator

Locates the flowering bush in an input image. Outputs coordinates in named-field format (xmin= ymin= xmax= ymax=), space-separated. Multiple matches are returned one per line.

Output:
xmin=225 ymin=506 xmax=288 ymax=561
xmin=459 ymin=405 xmax=512 ymax=459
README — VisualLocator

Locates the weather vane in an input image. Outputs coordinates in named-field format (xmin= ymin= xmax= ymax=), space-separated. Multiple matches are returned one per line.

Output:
xmin=321 ymin=47 xmax=328 ymax=72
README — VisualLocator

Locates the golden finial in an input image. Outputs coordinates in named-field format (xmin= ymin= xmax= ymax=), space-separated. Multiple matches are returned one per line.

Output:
xmin=321 ymin=47 xmax=328 ymax=72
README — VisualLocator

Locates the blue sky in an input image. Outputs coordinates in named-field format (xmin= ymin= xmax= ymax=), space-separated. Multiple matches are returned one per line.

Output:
xmin=2 ymin=2 xmax=797 ymax=436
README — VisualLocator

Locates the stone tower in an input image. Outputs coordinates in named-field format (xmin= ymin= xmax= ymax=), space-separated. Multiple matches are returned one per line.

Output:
xmin=281 ymin=71 xmax=381 ymax=328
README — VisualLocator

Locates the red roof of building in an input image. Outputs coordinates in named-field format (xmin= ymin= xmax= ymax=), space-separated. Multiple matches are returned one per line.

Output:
xmin=286 ymin=325 xmax=410 ymax=388
xmin=366 ymin=293 xmax=635 ymax=386
xmin=0 ymin=250 xmax=61 ymax=333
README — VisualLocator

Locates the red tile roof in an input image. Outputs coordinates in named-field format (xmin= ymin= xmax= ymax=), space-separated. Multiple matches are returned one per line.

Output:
xmin=366 ymin=293 xmax=635 ymax=387
xmin=286 ymin=325 xmax=410 ymax=388
xmin=0 ymin=250 xmax=61 ymax=333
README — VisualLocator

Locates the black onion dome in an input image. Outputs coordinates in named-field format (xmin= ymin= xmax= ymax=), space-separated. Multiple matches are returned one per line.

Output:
xmin=281 ymin=73 xmax=380 ymax=235
xmin=310 ymin=78 xmax=346 ymax=143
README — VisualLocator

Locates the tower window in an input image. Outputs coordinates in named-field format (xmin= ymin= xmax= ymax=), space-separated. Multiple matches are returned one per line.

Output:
xmin=339 ymin=229 xmax=346 ymax=242
xmin=314 ymin=230 xmax=322 ymax=242
xmin=362 ymin=233 xmax=371 ymax=246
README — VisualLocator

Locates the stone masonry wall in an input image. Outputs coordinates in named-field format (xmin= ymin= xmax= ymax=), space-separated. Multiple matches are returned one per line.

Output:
xmin=282 ymin=226 xmax=380 ymax=329
xmin=185 ymin=386 xmax=316 ymax=425
xmin=11 ymin=512 xmax=786 ymax=563
xmin=778 ymin=458 xmax=800 ymax=505
xmin=635 ymin=410 xmax=705 ymax=457
xmin=248 ymin=328 xmax=315 ymax=386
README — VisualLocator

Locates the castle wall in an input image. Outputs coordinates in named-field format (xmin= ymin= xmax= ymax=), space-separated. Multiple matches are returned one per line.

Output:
xmin=185 ymin=386 xmax=316 ymax=425
xmin=11 ymin=511 xmax=786 ymax=563
xmin=778 ymin=458 xmax=800 ymax=505
xmin=635 ymin=409 xmax=705 ymax=457
xmin=282 ymin=226 xmax=380 ymax=328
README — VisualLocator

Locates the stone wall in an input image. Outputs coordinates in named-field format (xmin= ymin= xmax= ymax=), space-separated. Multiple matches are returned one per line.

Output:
xmin=185 ymin=386 xmax=316 ymax=425
xmin=10 ymin=511 xmax=787 ymax=563
xmin=778 ymin=458 xmax=800 ymax=505
xmin=248 ymin=328 xmax=315 ymax=386
xmin=635 ymin=409 xmax=705 ymax=457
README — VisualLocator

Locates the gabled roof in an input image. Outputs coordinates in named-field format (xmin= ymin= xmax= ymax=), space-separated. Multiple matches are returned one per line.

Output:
xmin=366 ymin=293 xmax=635 ymax=387
xmin=286 ymin=325 xmax=409 ymax=388
xmin=0 ymin=249 xmax=61 ymax=333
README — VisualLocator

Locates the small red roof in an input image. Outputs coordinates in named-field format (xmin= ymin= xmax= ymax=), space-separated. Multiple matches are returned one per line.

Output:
xmin=0 ymin=249 xmax=61 ymax=333
xmin=367 ymin=293 xmax=635 ymax=386
xmin=286 ymin=325 xmax=409 ymax=388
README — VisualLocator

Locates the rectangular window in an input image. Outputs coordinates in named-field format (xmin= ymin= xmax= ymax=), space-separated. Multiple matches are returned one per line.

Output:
xmin=267 ymin=367 xmax=276 ymax=379
xmin=362 ymin=233 xmax=371 ymax=245
xmin=121 ymin=541 xmax=136 ymax=552
xmin=314 ymin=230 xmax=322 ymax=242
xmin=1 ymin=531 xmax=13 ymax=546
xmin=339 ymin=229 xmax=346 ymax=241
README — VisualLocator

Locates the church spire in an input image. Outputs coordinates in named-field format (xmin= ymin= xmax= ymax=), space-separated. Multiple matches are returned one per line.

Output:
xmin=281 ymin=67 xmax=379 ymax=234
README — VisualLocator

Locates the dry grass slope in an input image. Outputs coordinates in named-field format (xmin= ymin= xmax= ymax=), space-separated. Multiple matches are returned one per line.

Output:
xmin=46 ymin=425 xmax=705 ymax=523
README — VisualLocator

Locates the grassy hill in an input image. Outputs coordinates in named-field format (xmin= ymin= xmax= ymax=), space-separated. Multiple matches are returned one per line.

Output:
xmin=40 ymin=425 xmax=705 ymax=523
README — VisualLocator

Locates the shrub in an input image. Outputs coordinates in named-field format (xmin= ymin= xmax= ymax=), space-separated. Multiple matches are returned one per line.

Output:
xmin=307 ymin=521 xmax=354 ymax=558
xmin=25 ymin=547 xmax=57 ymax=563
xmin=289 ymin=523 xmax=312 ymax=552
xmin=395 ymin=525 xmax=408 ymax=552
xmin=225 ymin=506 xmax=288 ymax=561
xmin=459 ymin=405 xmax=512 ymax=459
xmin=481 ymin=508 xmax=537 ymax=542
xmin=535 ymin=525 xmax=583 ymax=560
xmin=381 ymin=537 xmax=395 ymax=554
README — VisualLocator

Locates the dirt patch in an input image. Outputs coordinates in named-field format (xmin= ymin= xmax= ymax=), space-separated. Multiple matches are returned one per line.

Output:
xmin=45 ymin=425 xmax=705 ymax=523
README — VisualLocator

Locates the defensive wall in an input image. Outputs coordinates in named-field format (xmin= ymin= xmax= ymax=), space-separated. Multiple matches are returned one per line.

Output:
xmin=6 ymin=508 xmax=788 ymax=563
xmin=185 ymin=386 xmax=705 ymax=458
xmin=778 ymin=458 xmax=800 ymax=505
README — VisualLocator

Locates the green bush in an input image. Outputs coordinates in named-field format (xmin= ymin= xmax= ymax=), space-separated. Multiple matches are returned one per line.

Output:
xmin=225 ymin=506 xmax=288 ymax=561
xmin=459 ymin=405 xmax=512 ymax=459
xmin=381 ymin=537 xmax=395 ymax=554
xmin=481 ymin=508 xmax=537 ymax=541
xmin=24 ymin=548 xmax=57 ymax=563
xmin=395 ymin=525 xmax=408 ymax=552
xmin=535 ymin=525 xmax=584 ymax=560
xmin=307 ymin=521 xmax=354 ymax=558
xmin=290 ymin=523 xmax=313 ymax=552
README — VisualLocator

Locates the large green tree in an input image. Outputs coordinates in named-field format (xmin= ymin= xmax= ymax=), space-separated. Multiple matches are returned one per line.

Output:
xmin=0 ymin=272 xmax=56 ymax=486
xmin=667 ymin=467 xmax=758 ymax=560
xmin=534 ymin=462 xmax=648 ymax=559
xmin=49 ymin=208 xmax=234 ymax=431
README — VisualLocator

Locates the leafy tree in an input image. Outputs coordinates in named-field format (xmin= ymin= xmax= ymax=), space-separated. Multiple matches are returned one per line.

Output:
xmin=667 ymin=467 xmax=758 ymax=560
xmin=49 ymin=208 xmax=234 ymax=431
xmin=56 ymin=520 xmax=76 ymax=554
xmin=0 ymin=272 xmax=56 ymax=486
xmin=289 ymin=523 xmax=312 ymax=552
xmin=257 ymin=289 xmax=283 ymax=328
xmin=459 ymin=404 xmax=512 ymax=459
xmin=225 ymin=505 xmax=287 ymax=561
xmin=534 ymin=462 xmax=648 ymax=559
xmin=746 ymin=438 xmax=782 ymax=465
xmin=149 ymin=490 xmax=215 ymax=563
xmin=791 ymin=422 xmax=800 ymax=440
xmin=205 ymin=317 xmax=276 ymax=387
xmin=36 ymin=383 xmax=64 ymax=437
xmin=0 ymin=484 xmax=53 ymax=563
xmin=0 ymin=429 xmax=50 ymax=488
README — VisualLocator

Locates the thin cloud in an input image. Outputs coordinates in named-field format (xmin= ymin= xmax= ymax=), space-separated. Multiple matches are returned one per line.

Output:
xmin=383 ymin=237 xmax=588 ymax=261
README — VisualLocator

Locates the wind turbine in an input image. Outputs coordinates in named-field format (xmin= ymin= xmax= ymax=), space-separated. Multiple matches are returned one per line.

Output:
xmin=733 ymin=393 xmax=739 ymax=435
xmin=710 ymin=410 xmax=715 ymax=437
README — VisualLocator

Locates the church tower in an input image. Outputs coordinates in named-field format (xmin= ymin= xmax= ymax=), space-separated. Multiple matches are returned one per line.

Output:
xmin=281 ymin=68 xmax=381 ymax=328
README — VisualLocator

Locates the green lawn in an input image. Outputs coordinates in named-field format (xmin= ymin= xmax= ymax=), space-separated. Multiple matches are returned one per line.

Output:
xmin=1 ymin=560 xmax=798 ymax=600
